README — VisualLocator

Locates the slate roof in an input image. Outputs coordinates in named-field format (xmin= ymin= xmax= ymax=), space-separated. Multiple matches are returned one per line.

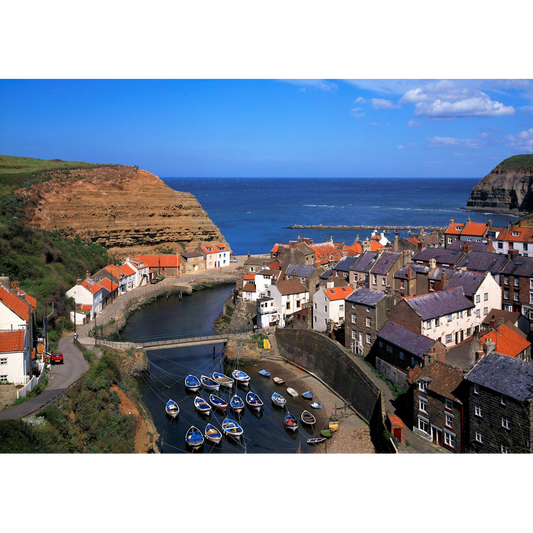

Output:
xmin=286 ymin=264 xmax=315 ymax=278
xmin=346 ymin=288 xmax=386 ymax=307
xmin=428 ymin=266 xmax=454 ymax=281
xmin=412 ymin=360 xmax=464 ymax=403
xmin=350 ymin=252 xmax=378 ymax=273
xmin=320 ymin=268 xmax=334 ymax=280
xmin=445 ymin=270 xmax=486 ymax=298
xmin=412 ymin=247 xmax=464 ymax=266
xmin=0 ymin=330 xmax=25 ymax=353
xmin=404 ymin=287 xmax=474 ymax=320
xmin=465 ymin=352 xmax=533 ymax=401
xmin=371 ymin=252 xmax=400 ymax=275
xmin=455 ymin=251 xmax=509 ymax=275
xmin=257 ymin=269 xmax=278 ymax=277
xmin=501 ymin=256 xmax=533 ymax=277
xmin=448 ymin=239 xmax=492 ymax=253
xmin=377 ymin=321 xmax=435 ymax=358
xmin=394 ymin=264 xmax=430 ymax=279
xmin=333 ymin=256 xmax=358 ymax=273
xmin=479 ymin=325 xmax=531 ymax=358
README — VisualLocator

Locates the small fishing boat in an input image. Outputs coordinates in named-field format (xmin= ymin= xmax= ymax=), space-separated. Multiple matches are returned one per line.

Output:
xmin=310 ymin=401 xmax=323 ymax=409
xmin=184 ymin=374 xmax=201 ymax=392
xmin=263 ymin=338 xmax=271 ymax=350
xmin=230 ymin=394 xmax=245 ymax=412
xmin=301 ymin=391 xmax=314 ymax=400
xmin=258 ymin=369 xmax=271 ymax=377
xmin=212 ymin=371 xmax=234 ymax=388
xmin=200 ymin=375 xmax=220 ymax=391
xmin=209 ymin=393 xmax=228 ymax=411
xmin=301 ymin=410 xmax=316 ymax=426
xmin=165 ymin=399 xmax=180 ymax=418
xmin=232 ymin=369 xmax=251 ymax=385
xmin=329 ymin=418 xmax=339 ymax=432
xmin=271 ymin=392 xmax=287 ymax=408
xmin=185 ymin=426 xmax=204 ymax=448
xmin=284 ymin=411 xmax=299 ymax=431
xmin=286 ymin=387 xmax=298 ymax=397
xmin=321 ymin=429 xmax=333 ymax=439
xmin=222 ymin=418 xmax=244 ymax=439
xmin=194 ymin=396 xmax=212 ymax=415
xmin=204 ymin=423 xmax=223 ymax=445
xmin=307 ymin=437 xmax=327 ymax=445
xmin=273 ymin=377 xmax=285 ymax=385
xmin=246 ymin=391 xmax=264 ymax=411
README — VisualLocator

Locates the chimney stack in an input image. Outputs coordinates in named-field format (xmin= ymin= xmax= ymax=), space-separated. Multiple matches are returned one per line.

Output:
xmin=77 ymin=278 xmax=82 ymax=285
xmin=327 ymin=280 xmax=334 ymax=289
xmin=86 ymin=270 xmax=91 ymax=280
xmin=441 ymin=269 xmax=447 ymax=288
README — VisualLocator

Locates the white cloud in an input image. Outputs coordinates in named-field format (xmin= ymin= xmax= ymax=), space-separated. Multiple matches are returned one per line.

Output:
xmin=400 ymin=80 xmax=515 ymax=119
xmin=280 ymin=79 xmax=338 ymax=92
xmin=408 ymin=119 xmax=421 ymax=127
xmin=427 ymin=136 xmax=482 ymax=149
xmin=354 ymin=96 xmax=366 ymax=103
xmin=351 ymin=108 xmax=365 ymax=118
xmin=507 ymin=128 xmax=533 ymax=153
xmin=371 ymin=98 xmax=400 ymax=110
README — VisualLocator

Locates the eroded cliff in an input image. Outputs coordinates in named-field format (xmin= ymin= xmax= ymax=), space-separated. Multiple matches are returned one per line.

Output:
xmin=465 ymin=155 xmax=533 ymax=215
xmin=16 ymin=165 xmax=228 ymax=258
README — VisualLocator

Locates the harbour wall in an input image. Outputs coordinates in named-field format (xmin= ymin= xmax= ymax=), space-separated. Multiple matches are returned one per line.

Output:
xmin=275 ymin=329 xmax=393 ymax=452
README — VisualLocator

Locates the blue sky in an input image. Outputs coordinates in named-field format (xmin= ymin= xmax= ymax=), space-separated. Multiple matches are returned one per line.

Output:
xmin=1 ymin=79 xmax=532 ymax=178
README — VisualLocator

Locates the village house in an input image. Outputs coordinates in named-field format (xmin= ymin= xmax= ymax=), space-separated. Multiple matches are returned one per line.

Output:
xmin=199 ymin=243 xmax=231 ymax=269
xmin=481 ymin=308 xmax=530 ymax=337
xmin=262 ymin=279 xmax=309 ymax=327
xmin=309 ymin=240 xmax=343 ymax=267
xmin=93 ymin=264 xmax=127 ymax=295
xmin=464 ymin=352 xmax=533 ymax=453
xmin=180 ymin=251 xmax=206 ymax=274
xmin=454 ymin=250 xmax=509 ymax=284
xmin=447 ymin=238 xmax=495 ymax=253
xmin=445 ymin=270 xmax=502 ymax=322
xmin=479 ymin=323 xmax=531 ymax=363
xmin=119 ymin=263 xmax=138 ymax=292
xmin=241 ymin=273 xmax=257 ymax=301
xmin=493 ymin=226 xmax=533 ymax=257
xmin=0 ymin=281 xmax=35 ymax=385
xmin=393 ymin=259 xmax=453 ymax=298
xmin=411 ymin=360 xmax=464 ymax=453
xmin=387 ymin=287 xmax=477 ymax=348
xmin=243 ymin=254 xmax=271 ymax=274
xmin=344 ymin=288 xmax=393 ymax=354
xmin=499 ymin=255 xmax=533 ymax=329
xmin=349 ymin=251 xmax=379 ymax=287
xmin=122 ymin=258 xmax=149 ymax=288
xmin=331 ymin=256 xmax=358 ymax=280
xmin=285 ymin=264 xmax=322 ymax=299
xmin=444 ymin=218 xmax=492 ymax=248
xmin=275 ymin=239 xmax=316 ymax=270
xmin=95 ymin=277 xmax=119 ymax=309
xmin=366 ymin=251 xmax=408 ymax=293
xmin=372 ymin=321 xmax=446 ymax=389
xmin=256 ymin=296 xmax=279 ymax=329
xmin=66 ymin=277 xmax=104 ymax=321
xmin=255 ymin=269 xmax=283 ymax=297
xmin=412 ymin=246 xmax=465 ymax=268
xmin=312 ymin=284 xmax=354 ymax=332
xmin=134 ymin=254 xmax=181 ymax=278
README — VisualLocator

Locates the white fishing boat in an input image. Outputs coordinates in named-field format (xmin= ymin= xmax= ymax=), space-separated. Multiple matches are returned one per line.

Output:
xmin=286 ymin=387 xmax=298 ymax=397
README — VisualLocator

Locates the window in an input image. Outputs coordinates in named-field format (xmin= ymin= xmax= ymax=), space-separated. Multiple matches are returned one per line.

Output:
xmin=373 ymin=274 xmax=377 ymax=285
xmin=502 ymin=417 xmax=510 ymax=430
xmin=429 ymin=280 xmax=435 ymax=291
xmin=530 ymin=292 xmax=533 ymax=305
xmin=418 ymin=417 xmax=429 ymax=433
xmin=366 ymin=307 xmax=372 ymax=313
xmin=447 ymin=314 xmax=453 ymax=322
xmin=386 ymin=344 xmax=393 ymax=353
xmin=474 ymin=405 xmax=482 ymax=418
xmin=476 ymin=309 xmax=480 ymax=319
xmin=444 ymin=432 xmax=455 ymax=449
xmin=501 ymin=444 xmax=509 ymax=454
xmin=435 ymin=317 xmax=440 ymax=327
xmin=504 ymin=276 xmax=509 ymax=285
xmin=314 ymin=316 xmax=317 ymax=323
xmin=339 ymin=304 xmax=344 ymax=312
xmin=504 ymin=290 xmax=509 ymax=300
xmin=484 ymin=307 xmax=488 ymax=316
xmin=0 ymin=375 xmax=7 ymax=384
xmin=498 ymin=242 xmax=503 ymax=249
xmin=296 ymin=300 xmax=301 ymax=309
xmin=419 ymin=381 xmax=427 ymax=393
xmin=324 ymin=305 xmax=327 ymax=312
xmin=476 ymin=294 xmax=481 ymax=303
xmin=324 ymin=319 xmax=328 ymax=326
xmin=501 ymin=395 xmax=507 ymax=406
xmin=473 ymin=383 xmax=480 ymax=395
xmin=411 ymin=357 xmax=416 ymax=367
xmin=514 ymin=292 xmax=519 ymax=302
xmin=366 ymin=317 xmax=371 ymax=327
xmin=458 ymin=310 xmax=463 ymax=319
xmin=400 ymin=280 xmax=405 ymax=289
xmin=445 ymin=334 xmax=452 ymax=344
xmin=0 ymin=358 xmax=7 ymax=365
xmin=484 ymin=292 xmax=488 ymax=301
xmin=351 ymin=331 xmax=356 ymax=339
xmin=286 ymin=302 xmax=291 ymax=310
xmin=314 ymin=302 xmax=317 ymax=310
xmin=475 ymin=431 xmax=483 ymax=443
xmin=352 ymin=314 xmax=356 ymax=324
xmin=425 ymin=320 xmax=431 ymax=329
xmin=467 ymin=327 xmax=472 ymax=336
xmin=514 ymin=277 xmax=519 ymax=287
xmin=379 ymin=340 xmax=383 ymax=348
xmin=444 ymin=398 xmax=453 ymax=411
xmin=399 ymin=351 xmax=404 ymax=360
xmin=382 ymin=277 xmax=386 ymax=286
xmin=530 ymin=278 xmax=533 ymax=290
xmin=445 ymin=413 xmax=453 ymax=429
xmin=525 ymin=243 xmax=529 ymax=251
xmin=366 ymin=333 xmax=371 ymax=344
xmin=467 ymin=308 xmax=472 ymax=317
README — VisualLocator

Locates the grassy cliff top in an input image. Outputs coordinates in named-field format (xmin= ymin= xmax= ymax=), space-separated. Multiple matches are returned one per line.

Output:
xmin=495 ymin=154 xmax=533 ymax=172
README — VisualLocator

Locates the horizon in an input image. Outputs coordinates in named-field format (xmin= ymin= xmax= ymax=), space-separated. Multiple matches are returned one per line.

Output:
xmin=1 ymin=79 xmax=532 ymax=179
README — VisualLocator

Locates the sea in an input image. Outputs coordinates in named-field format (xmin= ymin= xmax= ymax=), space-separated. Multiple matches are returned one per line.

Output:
xmin=163 ymin=177 xmax=518 ymax=255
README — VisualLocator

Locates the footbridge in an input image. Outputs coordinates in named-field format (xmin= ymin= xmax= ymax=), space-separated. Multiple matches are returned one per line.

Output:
xmin=96 ymin=329 xmax=253 ymax=351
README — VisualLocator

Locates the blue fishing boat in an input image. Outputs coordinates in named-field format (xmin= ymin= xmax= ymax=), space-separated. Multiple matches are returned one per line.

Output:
xmin=232 ymin=369 xmax=251 ymax=385
xmin=184 ymin=374 xmax=201 ymax=392
xmin=307 ymin=437 xmax=326 ymax=445
xmin=222 ymin=418 xmax=244 ymax=439
xmin=209 ymin=393 xmax=228 ymax=411
xmin=194 ymin=396 xmax=212 ymax=415
xmin=271 ymin=392 xmax=287 ymax=408
xmin=310 ymin=401 xmax=323 ymax=409
xmin=165 ymin=399 xmax=180 ymax=418
xmin=301 ymin=391 xmax=314 ymax=400
xmin=204 ymin=423 xmax=223 ymax=444
xmin=258 ymin=369 xmax=271 ymax=377
xmin=230 ymin=394 xmax=245 ymax=412
xmin=185 ymin=426 xmax=204 ymax=449
xmin=200 ymin=375 xmax=220 ymax=391
xmin=246 ymin=391 xmax=264 ymax=411
xmin=284 ymin=411 xmax=299 ymax=431
xmin=212 ymin=371 xmax=234 ymax=388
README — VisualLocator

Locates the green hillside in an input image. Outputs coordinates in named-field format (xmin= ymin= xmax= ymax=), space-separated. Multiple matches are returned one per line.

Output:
xmin=496 ymin=154 xmax=533 ymax=172
xmin=0 ymin=155 xmax=112 ymax=340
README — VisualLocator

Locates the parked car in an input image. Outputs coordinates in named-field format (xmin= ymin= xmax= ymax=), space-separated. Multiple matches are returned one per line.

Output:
xmin=230 ymin=257 xmax=238 ymax=263
xmin=50 ymin=352 xmax=64 ymax=364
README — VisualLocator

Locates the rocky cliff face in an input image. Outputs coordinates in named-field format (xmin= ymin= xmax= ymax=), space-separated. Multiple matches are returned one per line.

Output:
xmin=466 ymin=155 xmax=533 ymax=215
xmin=16 ymin=166 xmax=228 ymax=258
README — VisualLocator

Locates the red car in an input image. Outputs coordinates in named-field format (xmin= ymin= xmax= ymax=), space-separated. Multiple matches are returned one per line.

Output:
xmin=50 ymin=352 xmax=64 ymax=364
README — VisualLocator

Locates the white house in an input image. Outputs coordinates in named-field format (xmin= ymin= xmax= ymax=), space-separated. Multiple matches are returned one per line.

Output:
xmin=66 ymin=278 xmax=104 ymax=320
xmin=255 ymin=269 xmax=279 ymax=297
xmin=201 ymin=243 xmax=232 ymax=269
xmin=263 ymin=280 xmax=309 ymax=326
xmin=312 ymin=284 xmax=354 ymax=332
xmin=257 ymin=296 xmax=279 ymax=329
xmin=445 ymin=270 xmax=502 ymax=324
xmin=0 ymin=283 xmax=34 ymax=385
xmin=123 ymin=259 xmax=149 ymax=288
xmin=493 ymin=227 xmax=533 ymax=257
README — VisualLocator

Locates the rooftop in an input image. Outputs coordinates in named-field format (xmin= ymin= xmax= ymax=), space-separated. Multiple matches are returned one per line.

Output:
xmin=378 ymin=321 xmax=435 ymax=358
xmin=455 ymin=251 xmax=509 ymax=274
xmin=325 ymin=286 xmax=354 ymax=301
xmin=0 ymin=330 xmax=25 ymax=353
xmin=405 ymin=287 xmax=474 ymax=320
xmin=413 ymin=360 xmax=464 ymax=403
xmin=479 ymin=325 xmax=531 ymax=359
xmin=445 ymin=270 xmax=486 ymax=298
xmin=346 ymin=288 xmax=386 ymax=306
xmin=286 ymin=264 xmax=315 ymax=278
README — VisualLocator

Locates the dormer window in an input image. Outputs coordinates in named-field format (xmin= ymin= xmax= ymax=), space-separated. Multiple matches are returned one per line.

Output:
xmin=512 ymin=231 xmax=520 ymax=237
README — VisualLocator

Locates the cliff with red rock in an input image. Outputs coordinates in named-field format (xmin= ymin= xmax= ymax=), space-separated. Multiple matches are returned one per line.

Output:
xmin=16 ymin=165 xmax=228 ymax=258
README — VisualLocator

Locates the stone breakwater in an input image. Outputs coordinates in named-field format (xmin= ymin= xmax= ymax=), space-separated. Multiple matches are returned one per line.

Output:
xmin=286 ymin=224 xmax=445 ymax=231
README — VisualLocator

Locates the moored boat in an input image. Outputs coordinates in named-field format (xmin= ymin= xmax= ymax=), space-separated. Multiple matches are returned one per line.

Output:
xmin=263 ymin=339 xmax=271 ymax=350
xmin=284 ymin=411 xmax=299 ymax=431
xmin=165 ymin=399 xmax=180 ymax=418
xmin=310 ymin=401 xmax=322 ymax=409
xmin=271 ymin=392 xmax=287 ymax=408
xmin=273 ymin=377 xmax=285 ymax=385
xmin=209 ymin=393 xmax=228 ymax=411
xmin=212 ymin=371 xmax=234 ymax=388
xmin=301 ymin=410 xmax=316 ymax=426
xmin=232 ymin=369 xmax=251 ymax=385
xmin=185 ymin=426 xmax=204 ymax=448
xmin=222 ymin=418 xmax=244 ymax=438
xmin=258 ymin=369 xmax=271 ymax=377
xmin=184 ymin=374 xmax=201 ymax=392
xmin=301 ymin=390 xmax=314 ymax=400
xmin=230 ymin=394 xmax=245 ymax=412
xmin=194 ymin=396 xmax=212 ymax=415
xmin=204 ymin=423 xmax=223 ymax=444
xmin=329 ymin=418 xmax=339 ymax=432
xmin=200 ymin=375 xmax=220 ymax=391
xmin=246 ymin=391 xmax=264 ymax=411
xmin=307 ymin=437 xmax=327 ymax=445
xmin=286 ymin=387 xmax=298 ymax=397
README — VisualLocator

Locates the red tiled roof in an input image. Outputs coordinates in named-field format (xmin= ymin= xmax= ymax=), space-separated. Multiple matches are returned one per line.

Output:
xmin=119 ymin=264 xmax=136 ymax=276
xmin=201 ymin=243 xmax=230 ymax=255
xmin=368 ymin=241 xmax=384 ymax=252
xmin=325 ymin=286 xmax=354 ymax=301
xmin=97 ymin=278 xmax=118 ymax=292
xmin=445 ymin=222 xmax=465 ymax=235
xmin=104 ymin=264 xmax=125 ymax=279
xmin=243 ymin=283 xmax=256 ymax=292
xmin=412 ymin=360 xmax=464 ymax=403
xmin=12 ymin=288 xmax=37 ymax=310
xmin=480 ymin=324 xmax=531 ymax=358
xmin=0 ymin=285 xmax=31 ymax=322
xmin=243 ymin=273 xmax=256 ymax=281
xmin=406 ymin=237 xmax=419 ymax=246
xmin=461 ymin=222 xmax=488 ymax=237
xmin=76 ymin=303 xmax=93 ymax=312
xmin=343 ymin=243 xmax=362 ymax=256
xmin=269 ymin=260 xmax=282 ymax=270
xmin=81 ymin=280 xmax=103 ymax=295
xmin=496 ymin=227 xmax=533 ymax=243
xmin=134 ymin=255 xmax=179 ymax=268
xmin=0 ymin=330 xmax=25 ymax=353
xmin=310 ymin=242 xmax=343 ymax=265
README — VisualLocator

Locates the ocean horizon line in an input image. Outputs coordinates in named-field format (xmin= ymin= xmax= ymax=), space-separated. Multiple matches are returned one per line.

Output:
xmin=163 ymin=176 xmax=479 ymax=180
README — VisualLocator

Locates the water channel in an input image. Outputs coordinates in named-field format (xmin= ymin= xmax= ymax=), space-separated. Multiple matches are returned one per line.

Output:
xmin=120 ymin=284 xmax=317 ymax=453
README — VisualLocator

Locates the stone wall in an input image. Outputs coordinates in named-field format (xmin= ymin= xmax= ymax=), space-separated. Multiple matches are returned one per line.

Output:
xmin=375 ymin=357 xmax=409 ymax=390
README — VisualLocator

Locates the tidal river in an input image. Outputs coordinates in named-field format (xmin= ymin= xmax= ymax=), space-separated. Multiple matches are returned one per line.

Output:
xmin=120 ymin=285 xmax=316 ymax=453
